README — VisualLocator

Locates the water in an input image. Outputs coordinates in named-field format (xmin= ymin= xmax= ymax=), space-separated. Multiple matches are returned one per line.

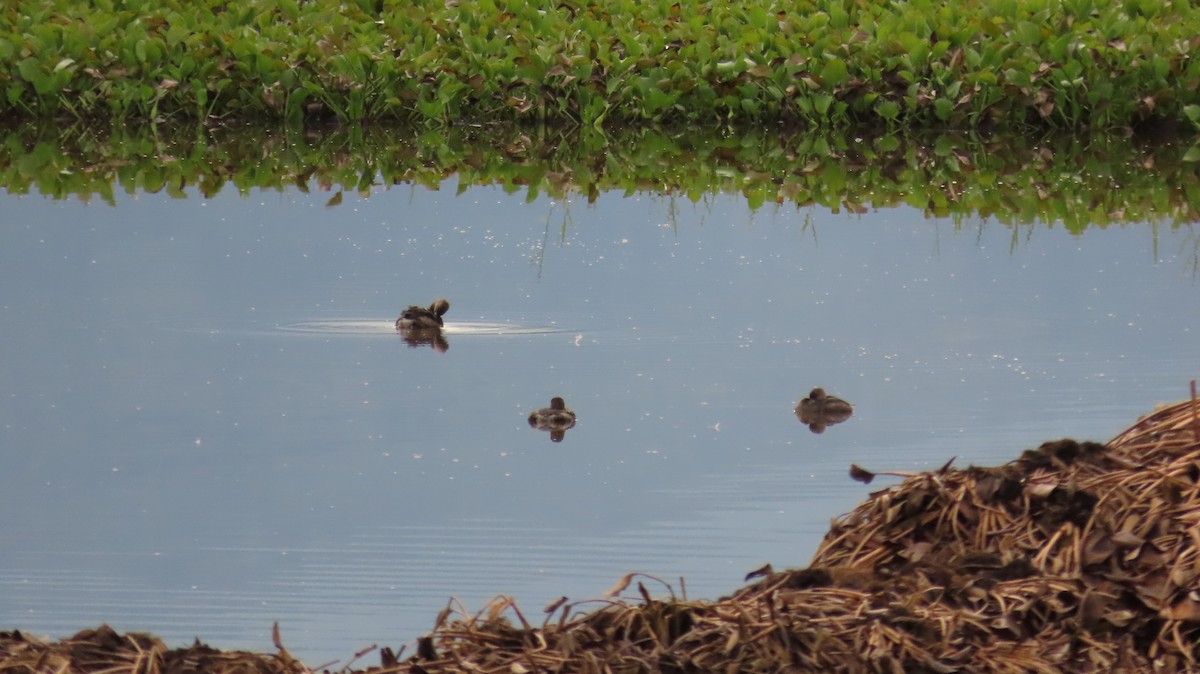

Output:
xmin=1 ymin=180 xmax=1198 ymax=664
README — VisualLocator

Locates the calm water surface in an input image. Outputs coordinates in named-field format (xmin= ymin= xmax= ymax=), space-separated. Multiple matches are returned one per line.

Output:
xmin=1 ymin=181 xmax=1198 ymax=664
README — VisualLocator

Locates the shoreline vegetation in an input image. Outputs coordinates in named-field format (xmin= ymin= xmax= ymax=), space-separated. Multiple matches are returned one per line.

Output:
xmin=4 ymin=393 xmax=1200 ymax=672
xmin=4 ymin=123 xmax=1200 ymax=232
xmin=4 ymin=0 xmax=1200 ymax=130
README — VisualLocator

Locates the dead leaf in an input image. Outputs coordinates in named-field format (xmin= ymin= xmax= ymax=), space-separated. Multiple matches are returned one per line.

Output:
xmin=1161 ymin=597 xmax=1200 ymax=622
xmin=605 ymin=573 xmax=634 ymax=597
xmin=744 ymin=563 xmax=773 ymax=581
xmin=849 ymin=464 xmax=875 ymax=484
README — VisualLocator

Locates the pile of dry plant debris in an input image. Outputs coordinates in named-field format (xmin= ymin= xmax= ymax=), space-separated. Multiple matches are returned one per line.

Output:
xmin=5 ymin=392 xmax=1200 ymax=674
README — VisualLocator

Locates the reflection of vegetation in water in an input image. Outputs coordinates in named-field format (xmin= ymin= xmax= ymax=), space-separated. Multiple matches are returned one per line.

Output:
xmin=531 ymin=197 xmax=575 ymax=280
xmin=1172 ymin=223 xmax=1200 ymax=280
xmin=798 ymin=210 xmax=819 ymax=247
xmin=3 ymin=123 xmax=1200 ymax=233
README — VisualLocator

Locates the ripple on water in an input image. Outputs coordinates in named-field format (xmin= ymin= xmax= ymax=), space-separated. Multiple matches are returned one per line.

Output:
xmin=278 ymin=320 xmax=560 ymax=336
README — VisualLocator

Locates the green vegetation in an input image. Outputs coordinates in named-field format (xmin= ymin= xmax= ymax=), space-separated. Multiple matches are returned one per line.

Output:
xmin=3 ymin=0 xmax=1200 ymax=129
xmin=3 ymin=122 xmax=1199 ymax=232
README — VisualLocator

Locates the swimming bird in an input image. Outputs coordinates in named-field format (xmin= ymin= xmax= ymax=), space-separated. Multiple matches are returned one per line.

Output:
xmin=529 ymin=397 xmax=577 ymax=442
xmin=395 ymin=298 xmax=450 ymax=331
xmin=795 ymin=388 xmax=853 ymax=434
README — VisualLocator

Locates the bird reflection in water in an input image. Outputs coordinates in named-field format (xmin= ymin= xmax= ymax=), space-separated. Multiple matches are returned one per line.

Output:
xmin=399 ymin=330 xmax=449 ymax=352
xmin=396 ymin=298 xmax=450 ymax=352
xmin=795 ymin=387 xmax=853 ymax=434
xmin=529 ymin=396 xmax=577 ymax=442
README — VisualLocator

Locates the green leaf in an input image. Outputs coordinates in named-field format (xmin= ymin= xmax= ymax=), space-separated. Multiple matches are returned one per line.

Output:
xmin=813 ymin=94 xmax=833 ymax=116
xmin=1013 ymin=21 xmax=1041 ymax=45
xmin=876 ymin=99 xmax=900 ymax=121
xmin=821 ymin=59 xmax=848 ymax=87
xmin=16 ymin=58 xmax=43 ymax=85
xmin=934 ymin=98 xmax=953 ymax=121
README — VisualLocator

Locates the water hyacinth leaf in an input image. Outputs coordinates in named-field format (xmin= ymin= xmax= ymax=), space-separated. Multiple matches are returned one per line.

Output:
xmin=190 ymin=79 xmax=208 ymax=108
xmin=821 ymin=58 xmax=848 ymax=87
xmin=876 ymin=99 xmax=900 ymax=121
xmin=1062 ymin=59 xmax=1084 ymax=81
xmin=2 ymin=2 xmax=1200 ymax=127
xmin=1003 ymin=67 xmax=1029 ymax=88
xmin=1152 ymin=56 xmax=1169 ymax=80
xmin=934 ymin=97 xmax=953 ymax=120
xmin=1013 ymin=20 xmax=1041 ymax=45
xmin=284 ymin=87 xmax=309 ymax=123
xmin=875 ymin=135 xmax=900 ymax=152
xmin=16 ymin=58 xmax=44 ymax=86
xmin=813 ymin=93 xmax=834 ymax=116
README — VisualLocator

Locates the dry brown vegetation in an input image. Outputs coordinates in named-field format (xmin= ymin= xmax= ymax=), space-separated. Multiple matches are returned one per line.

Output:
xmin=5 ymin=389 xmax=1200 ymax=673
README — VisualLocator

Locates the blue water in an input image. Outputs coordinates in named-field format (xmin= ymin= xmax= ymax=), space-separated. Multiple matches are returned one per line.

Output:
xmin=1 ymin=181 xmax=1197 ymax=664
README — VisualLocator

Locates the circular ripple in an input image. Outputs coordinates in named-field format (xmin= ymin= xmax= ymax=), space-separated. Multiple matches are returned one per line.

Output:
xmin=279 ymin=320 xmax=560 ymax=336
